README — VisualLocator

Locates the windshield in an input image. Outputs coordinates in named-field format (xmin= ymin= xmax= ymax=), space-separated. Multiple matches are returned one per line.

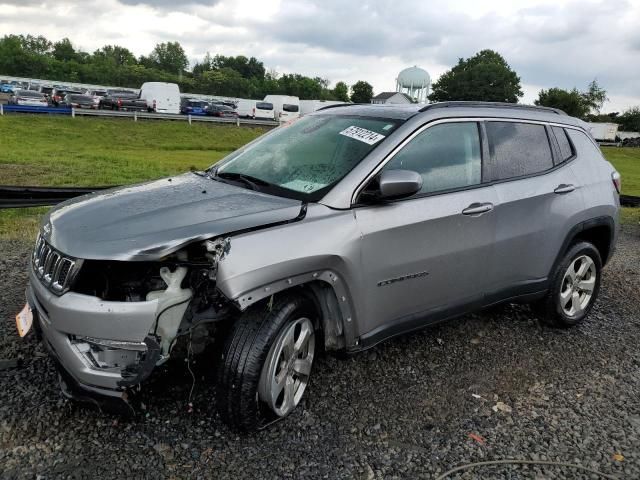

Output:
xmin=214 ymin=114 xmax=401 ymax=200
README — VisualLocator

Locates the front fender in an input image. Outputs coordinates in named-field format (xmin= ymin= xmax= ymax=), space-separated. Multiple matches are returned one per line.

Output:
xmin=214 ymin=204 xmax=363 ymax=348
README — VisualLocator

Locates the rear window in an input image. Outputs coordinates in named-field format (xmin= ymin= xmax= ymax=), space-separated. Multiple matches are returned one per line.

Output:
xmin=41 ymin=87 xmax=53 ymax=94
xmin=283 ymin=104 xmax=299 ymax=112
xmin=486 ymin=122 xmax=554 ymax=181
xmin=256 ymin=102 xmax=273 ymax=110
xmin=17 ymin=90 xmax=43 ymax=98
xmin=552 ymin=127 xmax=574 ymax=163
xmin=68 ymin=95 xmax=92 ymax=101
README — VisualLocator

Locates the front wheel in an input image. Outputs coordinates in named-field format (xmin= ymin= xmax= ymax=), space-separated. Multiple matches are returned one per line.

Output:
xmin=216 ymin=295 xmax=317 ymax=431
xmin=533 ymin=241 xmax=602 ymax=327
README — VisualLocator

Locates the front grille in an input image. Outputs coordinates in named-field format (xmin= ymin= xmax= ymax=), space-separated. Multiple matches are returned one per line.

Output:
xmin=32 ymin=235 xmax=82 ymax=295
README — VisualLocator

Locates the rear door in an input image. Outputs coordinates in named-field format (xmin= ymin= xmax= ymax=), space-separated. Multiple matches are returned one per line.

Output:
xmin=485 ymin=121 xmax=584 ymax=297
xmin=355 ymin=120 xmax=498 ymax=341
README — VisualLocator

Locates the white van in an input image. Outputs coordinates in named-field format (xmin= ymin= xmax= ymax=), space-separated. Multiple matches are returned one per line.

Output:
xmin=139 ymin=82 xmax=180 ymax=114
xmin=236 ymin=99 xmax=257 ymax=118
xmin=299 ymin=100 xmax=346 ymax=116
xmin=263 ymin=95 xmax=300 ymax=123
xmin=253 ymin=101 xmax=276 ymax=121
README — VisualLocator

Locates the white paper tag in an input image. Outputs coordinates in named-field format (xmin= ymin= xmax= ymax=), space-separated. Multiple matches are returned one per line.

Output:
xmin=339 ymin=126 xmax=386 ymax=145
xmin=16 ymin=303 xmax=33 ymax=338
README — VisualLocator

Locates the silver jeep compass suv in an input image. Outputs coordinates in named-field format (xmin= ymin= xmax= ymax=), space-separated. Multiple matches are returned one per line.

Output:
xmin=21 ymin=102 xmax=620 ymax=430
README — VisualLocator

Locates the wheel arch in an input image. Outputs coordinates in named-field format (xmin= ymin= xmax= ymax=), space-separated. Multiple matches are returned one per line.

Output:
xmin=554 ymin=216 xmax=616 ymax=272
xmin=223 ymin=270 xmax=357 ymax=351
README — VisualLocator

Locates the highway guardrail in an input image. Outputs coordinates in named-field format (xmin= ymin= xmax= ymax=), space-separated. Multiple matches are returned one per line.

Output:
xmin=0 ymin=104 xmax=279 ymax=127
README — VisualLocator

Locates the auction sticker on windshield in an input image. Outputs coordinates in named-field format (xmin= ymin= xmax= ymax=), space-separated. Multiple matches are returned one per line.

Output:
xmin=339 ymin=126 xmax=386 ymax=145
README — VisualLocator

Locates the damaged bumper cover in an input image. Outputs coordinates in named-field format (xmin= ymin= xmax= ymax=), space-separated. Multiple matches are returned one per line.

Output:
xmin=26 ymin=267 xmax=162 ymax=400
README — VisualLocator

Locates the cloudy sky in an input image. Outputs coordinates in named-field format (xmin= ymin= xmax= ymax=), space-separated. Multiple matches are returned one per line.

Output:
xmin=1 ymin=0 xmax=639 ymax=111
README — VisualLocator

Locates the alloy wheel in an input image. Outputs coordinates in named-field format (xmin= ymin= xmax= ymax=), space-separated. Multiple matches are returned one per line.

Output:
xmin=258 ymin=317 xmax=315 ymax=417
xmin=559 ymin=255 xmax=597 ymax=317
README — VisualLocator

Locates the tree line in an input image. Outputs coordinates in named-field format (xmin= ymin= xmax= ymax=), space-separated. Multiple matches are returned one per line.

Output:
xmin=428 ymin=49 xmax=639 ymax=131
xmin=1 ymin=35 xmax=638 ymax=131
xmin=0 ymin=34 xmax=356 ymax=101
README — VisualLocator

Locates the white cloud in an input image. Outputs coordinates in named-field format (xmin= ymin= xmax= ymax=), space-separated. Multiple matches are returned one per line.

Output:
xmin=0 ymin=0 xmax=638 ymax=111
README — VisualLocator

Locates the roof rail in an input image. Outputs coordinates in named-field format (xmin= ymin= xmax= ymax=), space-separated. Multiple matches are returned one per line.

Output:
xmin=419 ymin=101 xmax=567 ymax=116
xmin=315 ymin=102 xmax=356 ymax=111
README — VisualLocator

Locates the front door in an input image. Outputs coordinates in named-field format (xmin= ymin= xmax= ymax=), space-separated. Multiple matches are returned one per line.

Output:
xmin=354 ymin=121 xmax=497 ymax=343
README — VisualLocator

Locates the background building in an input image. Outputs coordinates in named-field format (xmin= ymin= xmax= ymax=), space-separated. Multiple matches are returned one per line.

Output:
xmin=371 ymin=92 xmax=414 ymax=104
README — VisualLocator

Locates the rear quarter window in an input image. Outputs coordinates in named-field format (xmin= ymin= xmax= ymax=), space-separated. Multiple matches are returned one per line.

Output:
xmin=566 ymin=129 xmax=603 ymax=159
xmin=486 ymin=121 xmax=554 ymax=181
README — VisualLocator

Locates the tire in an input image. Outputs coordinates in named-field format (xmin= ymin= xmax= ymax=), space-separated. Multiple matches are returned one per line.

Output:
xmin=533 ymin=241 xmax=602 ymax=328
xmin=216 ymin=294 xmax=317 ymax=431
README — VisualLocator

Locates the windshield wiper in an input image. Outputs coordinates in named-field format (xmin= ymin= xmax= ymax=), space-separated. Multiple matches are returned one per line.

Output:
xmin=214 ymin=171 xmax=272 ymax=191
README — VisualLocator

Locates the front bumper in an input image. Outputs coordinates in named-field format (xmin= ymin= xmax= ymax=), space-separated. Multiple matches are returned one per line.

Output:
xmin=26 ymin=266 xmax=161 ymax=399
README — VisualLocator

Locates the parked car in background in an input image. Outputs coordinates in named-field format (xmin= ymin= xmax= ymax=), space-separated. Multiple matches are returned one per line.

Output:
xmin=8 ymin=89 xmax=48 ymax=107
xmin=99 ymin=89 xmax=147 ymax=111
xmin=63 ymin=94 xmax=98 ymax=109
xmin=253 ymin=101 xmax=276 ymax=120
xmin=86 ymin=89 xmax=107 ymax=108
xmin=264 ymin=95 xmax=300 ymax=122
xmin=180 ymin=98 xmax=209 ymax=115
xmin=206 ymin=103 xmax=238 ymax=118
xmin=50 ymin=87 xmax=83 ymax=106
xmin=236 ymin=99 xmax=256 ymax=118
xmin=1 ymin=83 xmax=16 ymax=93
xmin=139 ymin=82 xmax=180 ymax=114
xmin=39 ymin=85 xmax=54 ymax=99
xmin=17 ymin=102 xmax=620 ymax=432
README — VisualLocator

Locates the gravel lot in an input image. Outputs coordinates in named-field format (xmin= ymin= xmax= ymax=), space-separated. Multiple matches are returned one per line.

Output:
xmin=1 ymin=225 xmax=639 ymax=479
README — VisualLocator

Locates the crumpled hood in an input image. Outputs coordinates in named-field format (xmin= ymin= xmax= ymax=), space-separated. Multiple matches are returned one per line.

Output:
xmin=42 ymin=173 xmax=303 ymax=260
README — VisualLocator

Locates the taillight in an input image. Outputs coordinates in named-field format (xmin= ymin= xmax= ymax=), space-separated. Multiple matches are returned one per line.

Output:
xmin=118 ymin=99 xmax=122 ymax=107
xmin=612 ymin=171 xmax=621 ymax=194
xmin=153 ymin=99 xmax=157 ymax=111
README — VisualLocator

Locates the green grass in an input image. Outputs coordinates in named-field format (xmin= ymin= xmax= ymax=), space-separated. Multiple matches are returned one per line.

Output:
xmin=0 ymin=116 xmax=266 ymax=240
xmin=0 ymin=117 xmax=639 ymax=241
xmin=0 ymin=115 xmax=265 ymax=186
xmin=601 ymin=147 xmax=640 ymax=196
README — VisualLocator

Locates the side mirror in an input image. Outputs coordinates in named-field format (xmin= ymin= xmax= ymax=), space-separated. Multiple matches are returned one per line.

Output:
xmin=377 ymin=169 xmax=423 ymax=200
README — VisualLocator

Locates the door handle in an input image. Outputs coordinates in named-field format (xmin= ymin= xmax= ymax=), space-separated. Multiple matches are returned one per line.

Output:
xmin=462 ymin=202 xmax=494 ymax=216
xmin=554 ymin=184 xmax=576 ymax=194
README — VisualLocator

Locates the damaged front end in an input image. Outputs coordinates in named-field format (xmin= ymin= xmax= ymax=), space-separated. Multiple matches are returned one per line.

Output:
xmin=26 ymin=234 xmax=234 ymax=408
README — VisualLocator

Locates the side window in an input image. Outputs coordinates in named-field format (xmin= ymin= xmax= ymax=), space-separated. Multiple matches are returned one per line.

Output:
xmin=486 ymin=122 xmax=554 ymax=180
xmin=383 ymin=122 xmax=482 ymax=194
xmin=566 ymin=129 xmax=603 ymax=159
xmin=552 ymin=126 xmax=574 ymax=163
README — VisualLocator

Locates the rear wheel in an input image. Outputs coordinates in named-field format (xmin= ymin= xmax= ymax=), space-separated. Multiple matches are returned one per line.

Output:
xmin=533 ymin=242 xmax=601 ymax=327
xmin=216 ymin=295 xmax=317 ymax=431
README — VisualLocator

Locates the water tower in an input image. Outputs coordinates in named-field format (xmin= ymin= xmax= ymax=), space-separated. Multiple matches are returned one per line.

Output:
xmin=396 ymin=66 xmax=431 ymax=104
